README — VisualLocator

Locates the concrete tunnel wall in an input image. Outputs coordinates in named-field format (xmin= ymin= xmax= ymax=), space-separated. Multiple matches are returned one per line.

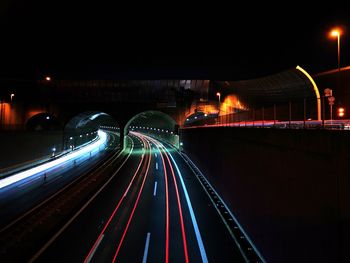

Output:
xmin=180 ymin=127 xmax=350 ymax=263
xmin=0 ymin=130 xmax=99 ymax=171
xmin=0 ymin=131 xmax=64 ymax=170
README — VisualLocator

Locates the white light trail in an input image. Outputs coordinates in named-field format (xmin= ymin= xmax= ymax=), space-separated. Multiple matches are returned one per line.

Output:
xmin=0 ymin=130 xmax=107 ymax=190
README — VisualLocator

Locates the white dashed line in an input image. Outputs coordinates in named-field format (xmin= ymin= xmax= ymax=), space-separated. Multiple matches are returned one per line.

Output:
xmin=142 ymin=233 xmax=151 ymax=263
xmin=153 ymin=181 xmax=158 ymax=196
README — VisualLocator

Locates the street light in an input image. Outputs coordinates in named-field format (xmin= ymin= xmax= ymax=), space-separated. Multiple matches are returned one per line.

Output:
xmin=45 ymin=76 xmax=51 ymax=81
xmin=329 ymin=27 xmax=343 ymax=72
xmin=10 ymin=93 xmax=15 ymax=103
xmin=328 ymin=29 xmax=344 ymax=255
xmin=216 ymin=92 xmax=221 ymax=114
xmin=52 ymin=147 xmax=56 ymax=157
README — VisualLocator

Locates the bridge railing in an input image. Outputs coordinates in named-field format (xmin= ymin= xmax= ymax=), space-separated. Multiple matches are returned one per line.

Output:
xmin=185 ymin=97 xmax=349 ymax=129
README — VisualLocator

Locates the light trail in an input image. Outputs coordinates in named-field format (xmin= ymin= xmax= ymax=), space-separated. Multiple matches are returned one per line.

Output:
xmin=111 ymin=137 xmax=152 ymax=262
xmin=184 ymin=119 xmax=350 ymax=130
xmin=162 ymin=145 xmax=189 ymax=263
xmin=29 ymin=136 xmax=134 ymax=263
xmin=0 ymin=130 xmax=108 ymax=190
xmin=149 ymin=136 xmax=209 ymax=263
xmin=143 ymin=134 xmax=188 ymax=263
xmin=132 ymin=132 xmax=209 ymax=263
xmin=83 ymin=135 xmax=146 ymax=263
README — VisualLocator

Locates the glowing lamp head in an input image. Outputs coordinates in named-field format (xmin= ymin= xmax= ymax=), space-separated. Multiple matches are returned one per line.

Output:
xmin=216 ymin=92 xmax=221 ymax=97
xmin=330 ymin=28 xmax=342 ymax=38
xmin=45 ymin=76 xmax=51 ymax=81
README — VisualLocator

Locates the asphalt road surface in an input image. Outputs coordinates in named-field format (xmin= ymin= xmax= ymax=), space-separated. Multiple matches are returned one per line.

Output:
xmin=29 ymin=132 xmax=246 ymax=263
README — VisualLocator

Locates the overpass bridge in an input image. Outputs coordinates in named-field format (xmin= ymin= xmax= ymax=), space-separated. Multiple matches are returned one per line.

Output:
xmin=0 ymin=66 xmax=325 ymax=137
xmin=0 ymin=79 xmax=210 ymax=145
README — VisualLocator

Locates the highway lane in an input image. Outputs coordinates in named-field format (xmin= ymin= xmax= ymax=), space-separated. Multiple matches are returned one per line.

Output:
xmin=0 ymin=131 xmax=119 ymax=231
xmin=31 ymin=132 xmax=247 ymax=263
xmin=142 ymin=133 xmax=245 ymax=263
xmin=30 ymin=133 xmax=148 ymax=262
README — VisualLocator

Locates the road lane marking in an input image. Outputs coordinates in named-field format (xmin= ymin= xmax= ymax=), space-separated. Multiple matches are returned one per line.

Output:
xmin=155 ymin=153 xmax=157 ymax=158
xmin=153 ymin=181 xmax=158 ymax=196
xmin=142 ymin=233 xmax=151 ymax=263
xmin=86 ymin=234 xmax=104 ymax=263
xmin=145 ymin=138 xmax=170 ymax=263
xmin=155 ymin=163 xmax=158 ymax=170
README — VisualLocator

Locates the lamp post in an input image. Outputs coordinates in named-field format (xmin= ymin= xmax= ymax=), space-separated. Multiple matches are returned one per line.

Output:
xmin=328 ymin=27 xmax=342 ymax=259
xmin=9 ymin=94 xmax=15 ymax=128
xmin=52 ymin=147 xmax=56 ymax=157
xmin=216 ymin=92 xmax=221 ymax=114
xmin=330 ymin=28 xmax=343 ymax=115
xmin=330 ymin=28 xmax=342 ymax=73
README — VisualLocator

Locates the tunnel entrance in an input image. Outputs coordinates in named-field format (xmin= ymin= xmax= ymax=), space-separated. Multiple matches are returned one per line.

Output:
xmin=124 ymin=111 xmax=179 ymax=148
xmin=64 ymin=111 xmax=120 ymax=151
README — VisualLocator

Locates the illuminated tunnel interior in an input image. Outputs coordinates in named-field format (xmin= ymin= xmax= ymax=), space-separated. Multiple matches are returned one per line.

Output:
xmin=125 ymin=110 xmax=179 ymax=147
xmin=64 ymin=111 xmax=120 ymax=150
xmin=26 ymin=113 xmax=62 ymax=131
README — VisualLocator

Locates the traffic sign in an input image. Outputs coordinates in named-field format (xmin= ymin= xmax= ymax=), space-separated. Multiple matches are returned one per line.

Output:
xmin=328 ymin=96 xmax=335 ymax=102
xmin=324 ymin=88 xmax=333 ymax=97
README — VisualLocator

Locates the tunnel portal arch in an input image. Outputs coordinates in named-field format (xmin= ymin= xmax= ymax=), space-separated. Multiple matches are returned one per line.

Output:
xmin=123 ymin=110 xmax=179 ymax=148
xmin=63 ymin=111 xmax=120 ymax=150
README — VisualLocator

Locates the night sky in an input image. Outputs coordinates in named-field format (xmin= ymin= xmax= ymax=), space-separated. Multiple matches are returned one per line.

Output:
xmin=0 ymin=3 xmax=349 ymax=80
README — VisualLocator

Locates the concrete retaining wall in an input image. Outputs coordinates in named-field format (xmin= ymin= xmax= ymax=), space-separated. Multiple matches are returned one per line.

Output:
xmin=0 ymin=131 xmax=64 ymax=170
xmin=180 ymin=127 xmax=350 ymax=263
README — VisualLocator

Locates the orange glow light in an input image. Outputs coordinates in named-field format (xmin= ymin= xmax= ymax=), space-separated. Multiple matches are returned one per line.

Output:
xmin=330 ymin=28 xmax=342 ymax=38
xmin=338 ymin=107 xmax=345 ymax=117
xmin=216 ymin=92 xmax=220 ymax=96
xmin=45 ymin=76 xmax=51 ymax=81
xmin=220 ymin=94 xmax=248 ymax=114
